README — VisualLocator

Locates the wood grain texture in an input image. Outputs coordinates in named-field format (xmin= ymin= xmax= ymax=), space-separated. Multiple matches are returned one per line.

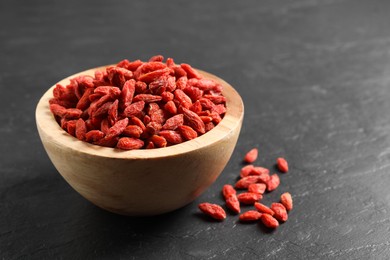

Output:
xmin=35 ymin=67 xmax=244 ymax=216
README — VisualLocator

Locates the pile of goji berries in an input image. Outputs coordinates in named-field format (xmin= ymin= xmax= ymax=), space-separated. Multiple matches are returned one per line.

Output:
xmin=49 ymin=55 xmax=227 ymax=150
xmin=198 ymin=148 xmax=293 ymax=229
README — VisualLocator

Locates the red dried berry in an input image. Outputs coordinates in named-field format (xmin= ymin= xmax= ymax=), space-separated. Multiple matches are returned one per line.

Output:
xmin=280 ymin=192 xmax=293 ymax=211
xmin=198 ymin=203 xmax=226 ymax=221
xmin=271 ymin=203 xmax=288 ymax=222
xmin=178 ymin=125 xmax=198 ymax=140
xmin=235 ymin=176 xmax=261 ymax=189
xmin=248 ymin=183 xmax=266 ymax=194
xmin=222 ymin=184 xmax=237 ymax=199
xmin=266 ymin=174 xmax=280 ymax=192
xmin=237 ymin=192 xmax=262 ymax=204
xmin=226 ymin=195 xmax=240 ymax=214
xmin=244 ymin=148 xmax=258 ymax=163
xmin=240 ymin=165 xmax=255 ymax=178
xmin=239 ymin=211 xmax=262 ymax=222
xmin=116 ymin=137 xmax=144 ymax=150
xmin=277 ymin=157 xmax=289 ymax=173
xmin=49 ymin=56 xmax=226 ymax=150
xmin=261 ymin=213 xmax=279 ymax=229
xmin=254 ymin=202 xmax=274 ymax=216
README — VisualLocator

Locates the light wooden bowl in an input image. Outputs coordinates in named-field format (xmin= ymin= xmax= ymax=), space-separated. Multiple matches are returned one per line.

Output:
xmin=35 ymin=66 xmax=244 ymax=216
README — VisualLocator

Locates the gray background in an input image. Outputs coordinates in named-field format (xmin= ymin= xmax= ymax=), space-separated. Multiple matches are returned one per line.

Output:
xmin=1 ymin=0 xmax=390 ymax=259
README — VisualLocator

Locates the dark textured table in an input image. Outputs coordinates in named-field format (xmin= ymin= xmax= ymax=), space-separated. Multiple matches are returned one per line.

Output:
xmin=1 ymin=0 xmax=390 ymax=259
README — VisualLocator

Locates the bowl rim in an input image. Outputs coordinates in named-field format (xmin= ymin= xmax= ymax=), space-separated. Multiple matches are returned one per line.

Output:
xmin=36 ymin=65 xmax=244 ymax=159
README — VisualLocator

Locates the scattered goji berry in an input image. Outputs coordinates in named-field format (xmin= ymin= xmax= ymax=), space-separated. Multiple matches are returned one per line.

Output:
xmin=237 ymin=192 xmax=262 ymax=204
xmin=261 ymin=213 xmax=279 ymax=229
xmin=248 ymin=183 xmax=266 ymax=194
xmin=244 ymin=148 xmax=258 ymax=163
xmin=235 ymin=176 xmax=261 ymax=189
xmin=240 ymin=165 xmax=255 ymax=178
xmin=277 ymin=157 xmax=289 ymax=173
xmin=198 ymin=203 xmax=226 ymax=221
xmin=254 ymin=202 xmax=274 ymax=216
xmin=266 ymin=174 xmax=280 ymax=192
xmin=239 ymin=211 xmax=262 ymax=222
xmin=280 ymin=192 xmax=293 ymax=211
xmin=222 ymin=184 xmax=236 ymax=199
xmin=225 ymin=195 xmax=240 ymax=214
xmin=271 ymin=203 xmax=288 ymax=222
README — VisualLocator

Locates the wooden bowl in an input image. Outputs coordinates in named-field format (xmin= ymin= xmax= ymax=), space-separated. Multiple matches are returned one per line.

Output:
xmin=35 ymin=66 xmax=244 ymax=216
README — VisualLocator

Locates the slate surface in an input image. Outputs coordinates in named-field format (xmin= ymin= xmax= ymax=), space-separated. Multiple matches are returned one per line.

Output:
xmin=1 ymin=0 xmax=390 ymax=259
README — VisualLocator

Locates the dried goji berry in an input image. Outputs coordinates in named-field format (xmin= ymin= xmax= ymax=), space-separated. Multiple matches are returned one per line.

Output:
xmin=106 ymin=118 xmax=129 ymax=139
xmin=237 ymin=192 xmax=262 ymax=204
xmin=149 ymin=135 xmax=167 ymax=148
xmin=158 ymin=130 xmax=183 ymax=144
xmin=254 ymin=202 xmax=274 ymax=216
xmin=235 ymin=176 xmax=261 ymax=189
xmin=240 ymin=165 xmax=255 ymax=178
xmin=271 ymin=203 xmax=288 ymax=222
xmin=277 ymin=157 xmax=289 ymax=173
xmin=181 ymin=63 xmax=202 ymax=79
xmin=244 ymin=148 xmax=258 ymax=163
xmin=120 ymin=79 xmax=136 ymax=109
xmin=226 ymin=195 xmax=240 ymax=214
xmin=116 ymin=137 xmax=144 ymax=150
xmin=123 ymin=101 xmax=145 ymax=117
xmin=198 ymin=203 xmax=226 ymax=221
xmin=162 ymin=114 xmax=184 ymax=130
xmin=222 ymin=184 xmax=237 ymax=199
xmin=85 ymin=130 xmax=105 ymax=142
xmin=122 ymin=125 xmax=143 ymax=138
xmin=239 ymin=211 xmax=262 ymax=222
xmin=261 ymin=213 xmax=279 ymax=229
xmin=266 ymin=174 xmax=280 ymax=192
xmin=133 ymin=94 xmax=162 ymax=103
xmin=182 ymin=107 xmax=205 ymax=134
xmin=49 ymin=56 xmax=226 ymax=150
xmin=248 ymin=183 xmax=266 ymax=194
xmin=75 ymin=118 xmax=87 ymax=141
xmin=280 ymin=192 xmax=293 ymax=211
xmin=164 ymin=100 xmax=177 ymax=115
xmin=108 ymin=99 xmax=119 ymax=126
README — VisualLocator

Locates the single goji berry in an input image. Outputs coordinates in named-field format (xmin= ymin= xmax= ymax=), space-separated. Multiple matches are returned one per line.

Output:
xmin=85 ymin=130 xmax=105 ymax=142
xmin=106 ymin=118 xmax=129 ymax=139
xmin=198 ymin=203 xmax=226 ymax=221
xmin=226 ymin=195 xmax=240 ymax=214
xmin=277 ymin=157 xmax=289 ymax=173
xmin=248 ymin=183 xmax=266 ymax=194
xmin=237 ymin=192 xmax=262 ymax=204
xmin=254 ymin=202 xmax=274 ymax=216
xmin=222 ymin=184 xmax=237 ymax=199
xmin=122 ymin=125 xmax=143 ymax=138
xmin=75 ymin=118 xmax=87 ymax=141
xmin=120 ymin=79 xmax=136 ymax=109
xmin=158 ymin=130 xmax=183 ymax=144
xmin=235 ymin=176 xmax=261 ymax=189
xmin=181 ymin=63 xmax=202 ymax=79
xmin=162 ymin=114 xmax=184 ymax=130
xmin=116 ymin=137 xmax=144 ymax=150
xmin=271 ymin=203 xmax=288 ymax=222
xmin=261 ymin=213 xmax=279 ymax=229
xmin=244 ymin=148 xmax=258 ymax=163
xmin=182 ymin=107 xmax=205 ymax=134
xmin=239 ymin=210 xmax=262 ymax=222
xmin=280 ymin=192 xmax=293 ymax=211
xmin=266 ymin=174 xmax=280 ymax=192
xmin=240 ymin=165 xmax=255 ymax=178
